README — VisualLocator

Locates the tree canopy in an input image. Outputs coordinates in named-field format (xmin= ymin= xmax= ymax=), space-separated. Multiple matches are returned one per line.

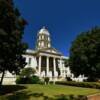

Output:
xmin=20 ymin=67 xmax=36 ymax=78
xmin=0 ymin=0 xmax=28 ymax=84
xmin=69 ymin=27 xmax=100 ymax=81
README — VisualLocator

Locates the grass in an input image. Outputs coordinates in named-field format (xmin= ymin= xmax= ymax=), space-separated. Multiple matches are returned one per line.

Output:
xmin=0 ymin=84 xmax=100 ymax=100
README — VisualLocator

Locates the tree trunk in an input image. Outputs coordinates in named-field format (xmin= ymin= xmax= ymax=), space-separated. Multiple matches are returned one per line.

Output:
xmin=0 ymin=70 xmax=5 ymax=85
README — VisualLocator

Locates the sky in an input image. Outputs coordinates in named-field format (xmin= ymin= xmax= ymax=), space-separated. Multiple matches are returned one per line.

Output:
xmin=14 ymin=0 xmax=100 ymax=56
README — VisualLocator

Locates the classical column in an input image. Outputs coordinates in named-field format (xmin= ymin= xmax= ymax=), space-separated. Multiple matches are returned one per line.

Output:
xmin=63 ymin=60 xmax=66 ymax=77
xmin=38 ymin=56 xmax=41 ymax=76
xmin=46 ymin=56 xmax=49 ymax=76
xmin=59 ymin=59 xmax=63 ymax=76
xmin=53 ymin=58 xmax=56 ymax=77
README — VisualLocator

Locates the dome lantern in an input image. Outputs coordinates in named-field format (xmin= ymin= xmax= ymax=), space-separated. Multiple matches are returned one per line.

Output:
xmin=36 ymin=27 xmax=51 ymax=50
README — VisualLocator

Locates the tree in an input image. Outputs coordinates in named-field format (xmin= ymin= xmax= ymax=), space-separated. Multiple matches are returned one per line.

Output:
xmin=69 ymin=27 xmax=100 ymax=81
xmin=0 ymin=0 xmax=28 ymax=85
xmin=16 ymin=67 xmax=40 ymax=84
xmin=20 ymin=67 xmax=36 ymax=78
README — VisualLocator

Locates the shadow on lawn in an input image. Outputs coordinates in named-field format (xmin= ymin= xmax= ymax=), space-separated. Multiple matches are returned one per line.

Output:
xmin=54 ymin=94 xmax=87 ymax=100
xmin=4 ymin=92 xmax=87 ymax=100
xmin=5 ymin=91 xmax=31 ymax=100
xmin=0 ymin=85 xmax=26 ymax=95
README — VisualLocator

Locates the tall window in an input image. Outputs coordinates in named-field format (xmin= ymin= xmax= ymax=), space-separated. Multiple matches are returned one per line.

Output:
xmin=29 ymin=58 xmax=31 ymax=65
xmin=48 ymin=37 xmax=50 ymax=41
xmin=23 ymin=57 xmax=26 ymax=61
xmin=39 ymin=36 xmax=41 ymax=40
xmin=42 ymin=35 xmax=44 ymax=39
xmin=48 ymin=43 xmax=50 ymax=47
xmin=39 ymin=42 xmax=41 ymax=46
xmin=41 ymin=41 xmax=44 ymax=47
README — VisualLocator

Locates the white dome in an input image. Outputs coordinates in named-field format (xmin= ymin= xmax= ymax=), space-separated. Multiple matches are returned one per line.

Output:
xmin=38 ymin=27 xmax=50 ymax=35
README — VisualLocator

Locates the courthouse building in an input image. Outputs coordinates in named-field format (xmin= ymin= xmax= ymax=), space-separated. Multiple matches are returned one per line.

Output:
xmin=1 ymin=27 xmax=85 ymax=84
xmin=23 ymin=27 xmax=69 ymax=80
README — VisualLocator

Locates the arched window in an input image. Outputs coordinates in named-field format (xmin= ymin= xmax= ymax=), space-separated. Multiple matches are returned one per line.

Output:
xmin=48 ymin=37 xmax=50 ymax=41
xmin=41 ymin=42 xmax=44 ymax=47
xmin=39 ymin=36 xmax=41 ymax=40
xmin=48 ymin=43 xmax=50 ymax=47
xmin=39 ymin=42 xmax=41 ymax=46
xmin=42 ymin=35 xmax=44 ymax=39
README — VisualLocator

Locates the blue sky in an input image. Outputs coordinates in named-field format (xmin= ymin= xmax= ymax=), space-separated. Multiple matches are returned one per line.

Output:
xmin=14 ymin=0 xmax=100 ymax=56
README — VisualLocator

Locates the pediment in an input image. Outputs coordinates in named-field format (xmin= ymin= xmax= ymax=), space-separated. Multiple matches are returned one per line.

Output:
xmin=38 ymin=48 xmax=62 ymax=55
xmin=46 ymin=48 xmax=58 ymax=53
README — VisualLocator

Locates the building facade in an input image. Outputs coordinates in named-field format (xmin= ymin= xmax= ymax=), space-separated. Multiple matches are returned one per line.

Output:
xmin=23 ymin=27 xmax=69 ymax=81
xmin=0 ymin=27 xmax=85 ymax=84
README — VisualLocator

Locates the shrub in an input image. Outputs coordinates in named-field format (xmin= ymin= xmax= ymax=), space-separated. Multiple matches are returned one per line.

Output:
xmin=85 ymin=77 xmax=98 ymax=82
xmin=16 ymin=76 xmax=32 ymax=84
xmin=44 ymin=77 xmax=49 ymax=84
xmin=16 ymin=67 xmax=41 ymax=84
xmin=16 ymin=75 xmax=40 ymax=84
xmin=66 ymin=76 xmax=72 ymax=81
xmin=31 ymin=75 xmax=40 ymax=84
xmin=56 ymin=81 xmax=100 ymax=89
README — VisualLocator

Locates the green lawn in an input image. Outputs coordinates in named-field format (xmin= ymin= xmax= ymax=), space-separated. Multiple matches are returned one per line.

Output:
xmin=0 ymin=84 xmax=100 ymax=100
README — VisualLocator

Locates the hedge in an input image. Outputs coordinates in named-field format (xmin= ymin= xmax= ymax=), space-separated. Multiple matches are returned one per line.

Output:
xmin=56 ymin=81 xmax=100 ymax=89
xmin=16 ymin=75 xmax=40 ymax=84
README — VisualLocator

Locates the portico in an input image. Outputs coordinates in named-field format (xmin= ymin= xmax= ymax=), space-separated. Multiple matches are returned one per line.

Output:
xmin=37 ymin=51 xmax=65 ymax=79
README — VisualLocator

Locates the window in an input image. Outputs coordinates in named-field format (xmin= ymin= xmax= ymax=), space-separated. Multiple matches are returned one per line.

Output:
xmin=39 ymin=42 xmax=41 ymax=46
xmin=41 ymin=42 xmax=44 ymax=47
xmin=23 ymin=57 xmax=26 ymax=61
xmin=29 ymin=58 xmax=31 ymax=65
xmin=48 ymin=37 xmax=50 ymax=41
xmin=42 ymin=35 xmax=44 ymax=39
xmin=48 ymin=43 xmax=50 ymax=47
xmin=39 ymin=36 xmax=41 ymax=40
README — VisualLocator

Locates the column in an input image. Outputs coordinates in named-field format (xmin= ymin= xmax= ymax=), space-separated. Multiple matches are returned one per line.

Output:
xmin=59 ymin=59 xmax=63 ymax=76
xmin=38 ymin=56 xmax=41 ymax=76
xmin=53 ymin=58 xmax=56 ymax=77
xmin=62 ymin=60 xmax=65 ymax=77
xmin=63 ymin=60 xmax=66 ymax=78
xmin=46 ymin=56 xmax=49 ymax=76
